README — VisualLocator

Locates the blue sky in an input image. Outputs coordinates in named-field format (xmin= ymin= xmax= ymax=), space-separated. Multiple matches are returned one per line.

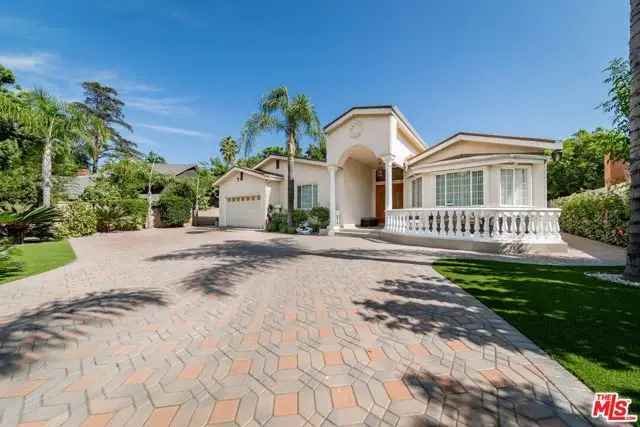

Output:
xmin=1 ymin=1 xmax=629 ymax=164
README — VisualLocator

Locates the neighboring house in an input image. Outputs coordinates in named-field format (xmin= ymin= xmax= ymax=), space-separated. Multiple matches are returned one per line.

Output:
xmin=215 ymin=105 xmax=566 ymax=253
xmin=62 ymin=163 xmax=198 ymax=200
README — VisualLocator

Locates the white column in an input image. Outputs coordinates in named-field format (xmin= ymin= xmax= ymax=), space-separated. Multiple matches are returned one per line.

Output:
xmin=383 ymin=155 xmax=394 ymax=213
xmin=370 ymin=169 xmax=377 ymax=217
xmin=328 ymin=165 xmax=338 ymax=232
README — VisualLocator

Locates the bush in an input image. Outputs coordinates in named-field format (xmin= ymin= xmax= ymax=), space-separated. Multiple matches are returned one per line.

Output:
xmin=157 ymin=195 xmax=192 ymax=227
xmin=116 ymin=198 xmax=148 ymax=230
xmin=292 ymin=209 xmax=308 ymax=226
xmin=307 ymin=207 xmax=330 ymax=231
xmin=54 ymin=202 xmax=97 ymax=238
xmin=81 ymin=180 xmax=121 ymax=203
xmin=554 ymin=185 xmax=629 ymax=247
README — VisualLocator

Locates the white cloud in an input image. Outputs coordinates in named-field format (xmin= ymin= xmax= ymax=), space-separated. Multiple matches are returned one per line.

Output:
xmin=126 ymin=96 xmax=193 ymax=115
xmin=139 ymin=123 xmax=210 ymax=138
xmin=0 ymin=52 xmax=54 ymax=71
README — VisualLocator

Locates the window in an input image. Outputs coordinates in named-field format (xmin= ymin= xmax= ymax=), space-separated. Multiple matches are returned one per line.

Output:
xmin=411 ymin=177 xmax=422 ymax=208
xmin=435 ymin=170 xmax=484 ymax=207
xmin=500 ymin=168 xmax=529 ymax=206
xmin=297 ymin=184 xmax=318 ymax=209
xmin=276 ymin=159 xmax=280 ymax=169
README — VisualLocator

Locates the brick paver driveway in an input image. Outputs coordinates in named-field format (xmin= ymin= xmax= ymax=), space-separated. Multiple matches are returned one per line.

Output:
xmin=0 ymin=228 xmax=599 ymax=427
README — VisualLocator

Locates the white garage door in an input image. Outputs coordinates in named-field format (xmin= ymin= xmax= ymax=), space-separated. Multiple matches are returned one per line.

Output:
xmin=225 ymin=194 xmax=264 ymax=228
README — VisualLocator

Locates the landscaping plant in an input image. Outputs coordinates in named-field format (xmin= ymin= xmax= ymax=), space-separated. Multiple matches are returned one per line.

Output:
xmin=156 ymin=194 xmax=192 ymax=227
xmin=54 ymin=201 xmax=97 ymax=238
xmin=0 ymin=203 xmax=59 ymax=244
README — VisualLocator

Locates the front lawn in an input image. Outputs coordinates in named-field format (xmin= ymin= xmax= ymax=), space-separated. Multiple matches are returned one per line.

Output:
xmin=1 ymin=240 xmax=76 ymax=285
xmin=434 ymin=259 xmax=639 ymax=419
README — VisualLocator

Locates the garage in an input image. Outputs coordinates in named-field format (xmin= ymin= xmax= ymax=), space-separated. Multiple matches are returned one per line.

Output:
xmin=215 ymin=167 xmax=283 ymax=229
xmin=225 ymin=194 xmax=264 ymax=228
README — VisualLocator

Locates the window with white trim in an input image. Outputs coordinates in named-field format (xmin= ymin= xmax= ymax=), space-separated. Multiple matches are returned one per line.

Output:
xmin=411 ymin=177 xmax=422 ymax=208
xmin=435 ymin=170 xmax=484 ymax=207
xmin=500 ymin=168 xmax=529 ymax=206
xmin=297 ymin=184 xmax=318 ymax=209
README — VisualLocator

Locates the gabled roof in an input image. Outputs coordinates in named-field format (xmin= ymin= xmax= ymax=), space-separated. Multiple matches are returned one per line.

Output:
xmin=153 ymin=163 xmax=198 ymax=176
xmin=323 ymin=105 xmax=426 ymax=150
xmin=252 ymin=154 xmax=327 ymax=171
xmin=407 ymin=132 xmax=562 ymax=165
xmin=213 ymin=166 xmax=284 ymax=186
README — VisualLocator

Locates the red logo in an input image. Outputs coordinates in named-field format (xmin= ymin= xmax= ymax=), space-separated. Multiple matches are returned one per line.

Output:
xmin=591 ymin=393 xmax=637 ymax=423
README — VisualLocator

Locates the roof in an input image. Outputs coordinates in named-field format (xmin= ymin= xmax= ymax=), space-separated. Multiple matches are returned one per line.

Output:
xmin=407 ymin=131 xmax=562 ymax=165
xmin=153 ymin=163 xmax=198 ymax=176
xmin=252 ymin=154 xmax=327 ymax=171
xmin=323 ymin=105 xmax=426 ymax=149
xmin=62 ymin=175 xmax=96 ymax=200
xmin=213 ymin=166 xmax=284 ymax=186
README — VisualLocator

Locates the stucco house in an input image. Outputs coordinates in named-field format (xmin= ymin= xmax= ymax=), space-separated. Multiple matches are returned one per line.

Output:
xmin=215 ymin=105 xmax=566 ymax=253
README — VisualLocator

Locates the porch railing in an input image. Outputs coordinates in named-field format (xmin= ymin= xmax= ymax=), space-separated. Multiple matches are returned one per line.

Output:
xmin=384 ymin=207 xmax=562 ymax=243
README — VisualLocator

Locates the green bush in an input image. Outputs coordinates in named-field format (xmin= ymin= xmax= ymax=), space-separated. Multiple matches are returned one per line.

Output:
xmin=157 ymin=195 xmax=191 ymax=227
xmin=116 ymin=198 xmax=148 ymax=230
xmin=292 ymin=209 xmax=308 ymax=226
xmin=307 ymin=207 xmax=330 ymax=232
xmin=54 ymin=202 xmax=97 ymax=238
xmin=81 ymin=180 xmax=121 ymax=203
xmin=554 ymin=186 xmax=629 ymax=247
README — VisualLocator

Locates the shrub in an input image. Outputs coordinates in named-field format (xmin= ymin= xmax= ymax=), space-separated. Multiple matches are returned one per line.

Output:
xmin=81 ymin=180 xmax=121 ymax=203
xmin=115 ymin=198 xmax=148 ymax=230
xmin=0 ymin=203 xmax=60 ymax=244
xmin=54 ymin=202 xmax=97 ymax=238
xmin=292 ymin=209 xmax=308 ymax=226
xmin=157 ymin=195 xmax=191 ymax=227
xmin=307 ymin=207 xmax=330 ymax=232
xmin=95 ymin=204 xmax=129 ymax=232
xmin=554 ymin=185 xmax=629 ymax=247
xmin=268 ymin=212 xmax=288 ymax=232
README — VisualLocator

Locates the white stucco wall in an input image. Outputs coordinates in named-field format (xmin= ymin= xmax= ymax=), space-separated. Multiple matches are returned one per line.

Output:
xmin=218 ymin=172 xmax=268 ymax=227
xmin=336 ymin=157 xmax=373 ymax=226
xmin=327 ymin=115 xmax=392 ymax=165
xmin=259 ymin=158 xmax=330 ymax=210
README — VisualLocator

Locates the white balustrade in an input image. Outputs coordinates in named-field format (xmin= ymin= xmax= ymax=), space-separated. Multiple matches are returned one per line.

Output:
xmin=384 ymin=207 xmax=562 ymax=243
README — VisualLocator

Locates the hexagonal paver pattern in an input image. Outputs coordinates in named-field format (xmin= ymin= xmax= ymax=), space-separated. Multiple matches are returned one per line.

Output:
xmin=0 ymin=228 xmax=602 ymax=426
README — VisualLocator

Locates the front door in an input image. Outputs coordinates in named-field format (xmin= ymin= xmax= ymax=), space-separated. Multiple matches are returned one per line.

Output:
xmin=375 ymin=183 xmax=403 ymax=224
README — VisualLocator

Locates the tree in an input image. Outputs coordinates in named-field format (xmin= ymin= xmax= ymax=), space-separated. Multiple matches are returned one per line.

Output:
xmin=242 ymin=87 xmax=325 ymax=226
xmin=305 ymin=138 xmax=326 ymax=161
xmin=598 ymin=58 xmax=631 ymax=161
xmin=0 ymin=89 xmax=73 ymax=207
xmin=72 ymin=81 xmax=139 ymax=159
xmin=145 ymin=151 xmax=166 ymax=164
xmin=0 ymin=65 xmax=16 ymax=91
xmin=547 ymin=129 xmax=618 ymax=199
xmin=219 ymin=136 xmax=238 ymax=165
xmin=625 ymin=0 xmax=640 ymax=280
xmin=70 ymin=107 xmax=113 ymax=173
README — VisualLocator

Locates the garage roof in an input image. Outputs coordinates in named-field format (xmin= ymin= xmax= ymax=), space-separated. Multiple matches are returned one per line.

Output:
xmin=213 ymin=167 xmax=284 ymax=186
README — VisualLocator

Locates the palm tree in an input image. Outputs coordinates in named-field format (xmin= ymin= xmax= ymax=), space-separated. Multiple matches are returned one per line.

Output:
xmin=625 ymin=0 xmax=640 ymax=280
xmin=71 ymin=107 xmax=112 ymax=174
xmin=242 ymin=87 xmax=325 ymax=226
xmin=0 ymin=89 xmax=72 ymax=207
xmin=219 ymin=136 xmax=239 ymax=166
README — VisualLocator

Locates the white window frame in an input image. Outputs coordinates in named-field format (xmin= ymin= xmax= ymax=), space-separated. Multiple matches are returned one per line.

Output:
xmin=434 ymin=168 xmax=485 ymax=207
xmin=499 ymin=166 xmax=532 ymax=207
xmin=411 ymin=177 xmax=423 ymax=208
xmin=297 ymin=183 xmax=319 ymax=210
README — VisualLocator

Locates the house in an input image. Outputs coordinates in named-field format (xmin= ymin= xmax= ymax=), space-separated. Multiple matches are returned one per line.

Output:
xmin=215 ymin=105 xmax=566 ymax=253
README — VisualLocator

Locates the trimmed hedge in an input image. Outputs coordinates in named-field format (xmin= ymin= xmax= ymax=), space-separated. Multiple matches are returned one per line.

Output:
xmin=157 ymin=195 xmax=191 ymax=227
xmin=266 ymin=207 xmax=330 ymax=233
xmin=116 ymin=198 xmax=148 ymax=230
xmin=553 ymin=184 xmax=629 ymax=247
xmin=54 ymin=201 xmax=97 ymax=238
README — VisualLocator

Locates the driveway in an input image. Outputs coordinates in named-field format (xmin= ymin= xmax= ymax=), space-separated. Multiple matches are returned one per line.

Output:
xmin=0 ymin=228 xmax=605 ymax=427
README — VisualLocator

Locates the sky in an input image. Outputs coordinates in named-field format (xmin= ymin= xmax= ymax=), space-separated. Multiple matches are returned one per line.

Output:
xmin=0 ymin=1 xmax=630 ymax=164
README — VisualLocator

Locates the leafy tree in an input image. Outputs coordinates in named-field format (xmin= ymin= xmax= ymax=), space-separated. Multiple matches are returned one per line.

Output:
xmin=70 ymin=106 xmax=113 ymax=173
xmin=0 ymin=65 xmax=17 ymax=91
xmin=72 ymin=81 xmax=139 ymax=159
xmin=242 ymin=87 xmax=324 ymax=226
xmin=145 ymin=150 xmax=166 ymax=164
xmin=219 ymin=136 xmax=239 ymax=165
xmin=305 ymin=138 xmax=326 ymax=161
xmin=598 ymin=58 xmax=631 ymax=161
xmin=546 ymin=129 xmax=618 ymax=199
xmin=625 ymin=0 xmax=640 ymax=281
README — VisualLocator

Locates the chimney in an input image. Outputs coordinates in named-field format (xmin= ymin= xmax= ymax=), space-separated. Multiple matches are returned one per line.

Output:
xmin=604 ymin=154 xmax=630 ymax=188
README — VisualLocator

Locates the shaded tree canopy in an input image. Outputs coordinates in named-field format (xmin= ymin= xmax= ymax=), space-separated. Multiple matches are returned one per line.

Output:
xmin=145 ymin=150 xmax=166 ymax=164
xmin=598 ymin=58 xmax=631 ymax=160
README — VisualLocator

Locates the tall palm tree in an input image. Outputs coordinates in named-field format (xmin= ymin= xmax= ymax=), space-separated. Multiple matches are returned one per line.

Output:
xmin=0 ymin=89 xmax=72 ymax=207
xmin=219 ymin=136 xmax=239 ymax=166
xmin=242 ymin=87 xmax=325 ymax=226
xmin=625 ymin=0 xmax=640 ymax=280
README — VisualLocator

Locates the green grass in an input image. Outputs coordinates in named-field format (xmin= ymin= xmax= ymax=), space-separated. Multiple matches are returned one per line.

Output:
xmin=434 ymin=259 xmax=639 ymax=419
xmin=0 ymin=240 xmax=76 ymax=285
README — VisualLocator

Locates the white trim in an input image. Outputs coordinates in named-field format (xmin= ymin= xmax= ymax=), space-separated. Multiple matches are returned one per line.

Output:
xmin=252 ymin=154 xmax=327 ymax=171
xmin=407 ymin=134 xmax=562 ymax=166
xmin=406 ymin=154 xmax=548 ymax=176
xmin=499 ymin=165 xmax=533 ymax=207
xmin=213 ymin=167 xmax=283 ymax=186
xmin=375 ymin=179 xmax=404 ymax=185
xmin=434 ymin=167 xmax=485 ymax=208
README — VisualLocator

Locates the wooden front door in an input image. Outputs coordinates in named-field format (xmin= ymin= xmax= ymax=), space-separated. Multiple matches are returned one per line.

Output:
xmin=375 ymin=183 xmax=403 ymax=224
